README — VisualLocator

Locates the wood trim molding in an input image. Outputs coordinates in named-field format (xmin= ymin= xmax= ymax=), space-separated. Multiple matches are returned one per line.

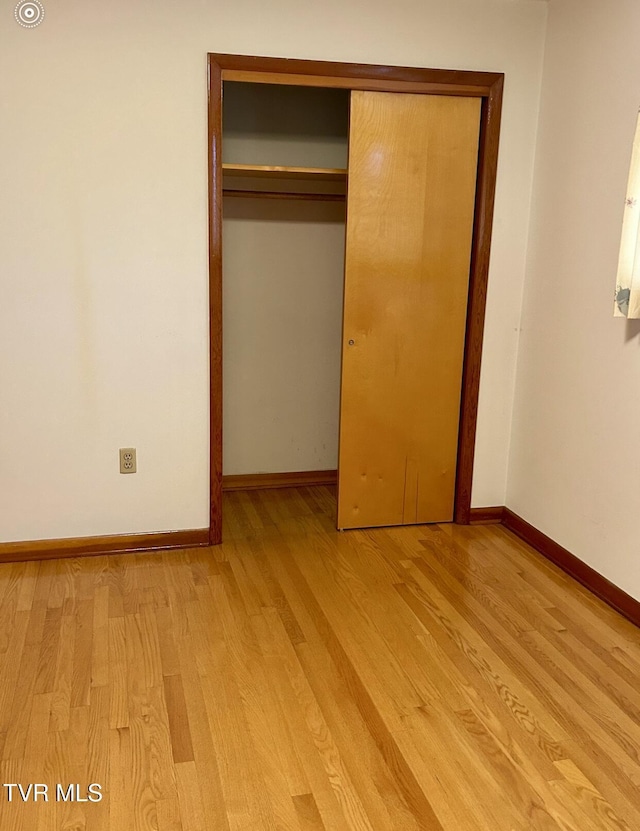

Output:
xmin=454 ymin=76 xmax=504 ymax=524
xmin=502 ymin=508 xmax=640 ymax=629
xmin=221 ymin=70 xmax=489 ymax=98
xmin=208 ymin=56 xmax=223 ymax=546
xmin=222 ymin=470 xmax=337 ymax=492
xmin=208 ymin=54 xmax=505 ymax=538
xmin=468 ymin=506 xmax=504 ymax=525
xmin=213 ymin=53 xmax=502 ymax=95
xmin=0 ymin=528 xmax=209 ymax=565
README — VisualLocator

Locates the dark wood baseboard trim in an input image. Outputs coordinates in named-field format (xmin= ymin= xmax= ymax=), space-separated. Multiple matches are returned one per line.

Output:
xmin=468 ymin=506 xmax=504 ymax=524
xmin=222 ymin=469 xmax=338 ymax=492
xmin=502 ymin=508 xmax=640 ymax=629
xmin=0 ymin=528 xmax=210 ymax=564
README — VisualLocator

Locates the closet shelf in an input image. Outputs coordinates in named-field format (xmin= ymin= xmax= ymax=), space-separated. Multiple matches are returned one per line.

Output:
xmin=223 ymin=189 xmax=345 ymax=202
xmin=222 ymin=163 xmax=348 ymax=181
xmin=222 ymin=164 xmax=348 ymax=201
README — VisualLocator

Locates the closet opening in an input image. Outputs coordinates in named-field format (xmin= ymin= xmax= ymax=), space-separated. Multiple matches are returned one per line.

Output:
xmin=220 ymin=82 xmax=350 ymax=523
xmin=208 ymin=54 xmax=504 ymax=544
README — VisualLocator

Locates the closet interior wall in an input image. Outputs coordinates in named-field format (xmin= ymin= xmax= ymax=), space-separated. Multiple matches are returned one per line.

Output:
xmin=221 ymin=83 xmax=349 ymax=478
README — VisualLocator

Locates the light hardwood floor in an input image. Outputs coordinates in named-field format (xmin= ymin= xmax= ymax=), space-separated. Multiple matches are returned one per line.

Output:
xmin=1 ymin=486 xmax=639 ymax=830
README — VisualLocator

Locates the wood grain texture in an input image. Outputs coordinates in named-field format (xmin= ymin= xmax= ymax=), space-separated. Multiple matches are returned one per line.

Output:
xmin=503 ymin=508 xmax=640 ymax=629
xmin=338 ymin=92 xmax=481 ymax=529
xmin=222 ymin=470 xmax=338 ymax=491
xmin=163 ymin=674 xmax=195 ymax=764
xmin=0 ymin=486 xmax=638 ymax=830
xmin=0 ymin=529 xmax=209 ymax=564
xmin=208 ymin=55 xmax=505 ymax=539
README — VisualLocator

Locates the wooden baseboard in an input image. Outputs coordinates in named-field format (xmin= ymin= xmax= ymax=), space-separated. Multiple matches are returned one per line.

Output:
xmin=222 ymin=469 xmax=337 ymax=492
xmin=502 ymin=508 xmax=640 ymax=629
xmin=0 ymin=528 xmax=210 ymax=564
xmin=468 ymin=506 xmax=504 ymax=525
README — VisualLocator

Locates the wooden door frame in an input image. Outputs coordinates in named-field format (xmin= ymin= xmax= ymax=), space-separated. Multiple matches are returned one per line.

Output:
xmin=207 ymin=53 xmax=504 ymax=544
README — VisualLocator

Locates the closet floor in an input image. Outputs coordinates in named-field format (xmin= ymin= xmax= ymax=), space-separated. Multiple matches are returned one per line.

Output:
xmin=0 ymin=486 xmax=639 ymax=830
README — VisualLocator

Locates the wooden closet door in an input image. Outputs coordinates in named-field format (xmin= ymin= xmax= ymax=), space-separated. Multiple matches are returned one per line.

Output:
xmin=337 ymin=91 xmax=481 ymax=529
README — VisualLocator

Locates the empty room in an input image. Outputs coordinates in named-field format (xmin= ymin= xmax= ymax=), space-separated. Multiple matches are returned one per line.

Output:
xmin=2 ymin=0 xmax=640 ymax=829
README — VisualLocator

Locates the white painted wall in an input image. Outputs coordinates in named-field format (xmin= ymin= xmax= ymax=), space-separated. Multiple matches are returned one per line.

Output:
xmin=0 ymin=0 xmax=547 ymax=541
xmin=223 ymin=199 xmax=346 ymax=475
xmin=508 ymin=0 xmax=640 ymax=600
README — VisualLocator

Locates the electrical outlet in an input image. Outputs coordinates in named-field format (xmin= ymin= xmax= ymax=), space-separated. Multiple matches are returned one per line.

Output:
xmin=119 ymin=447 xmax=137 ymax=474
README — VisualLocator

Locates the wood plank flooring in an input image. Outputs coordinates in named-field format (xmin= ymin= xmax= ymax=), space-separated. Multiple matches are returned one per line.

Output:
xmin=0 ymin=485 xmax=639 ymax=830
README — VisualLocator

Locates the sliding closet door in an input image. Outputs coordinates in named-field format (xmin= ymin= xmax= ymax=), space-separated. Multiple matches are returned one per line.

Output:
xmin=337 ymin=91 xmax=481 ymax=529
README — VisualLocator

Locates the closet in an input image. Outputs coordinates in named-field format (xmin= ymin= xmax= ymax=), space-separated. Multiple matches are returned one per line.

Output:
xmin=208 ymin=55 xmax=504 ymax=543
xmin=221 ymin=83 xmax=349 ymax=489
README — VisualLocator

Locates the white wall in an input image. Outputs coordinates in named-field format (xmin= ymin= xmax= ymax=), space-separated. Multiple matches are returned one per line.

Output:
xmin=223 ymin=199 xmax=346 ymax=475
xmin=508 ymin=0 xmax=640 ymax=600
xmin=0 ymin=0 xmax=547 ymax=541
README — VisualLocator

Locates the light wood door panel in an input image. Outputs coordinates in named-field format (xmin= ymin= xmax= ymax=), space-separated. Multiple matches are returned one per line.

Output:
xmin=337 ymin=91 xmax=481 ymax=529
